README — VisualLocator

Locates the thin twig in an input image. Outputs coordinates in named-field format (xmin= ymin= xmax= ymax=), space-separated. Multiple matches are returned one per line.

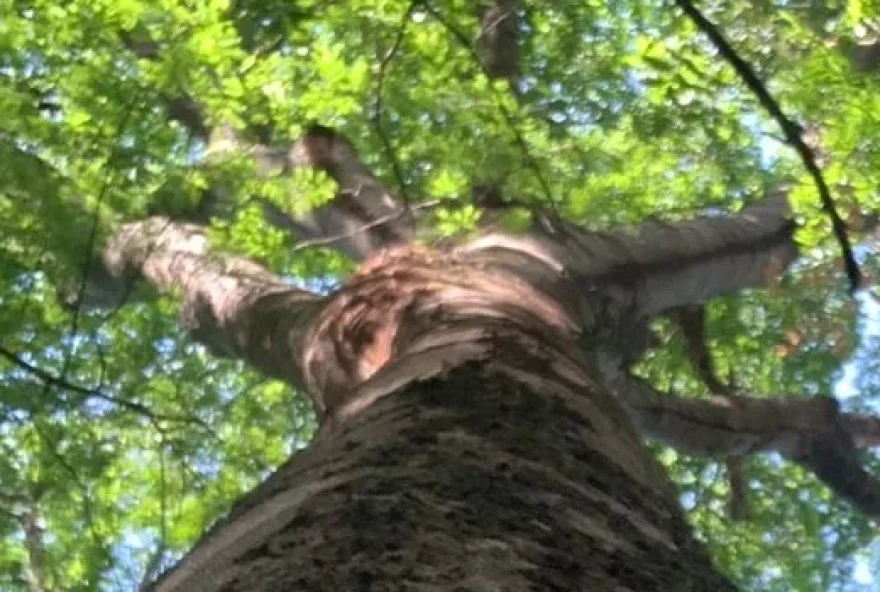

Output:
xmin=0 ymin=344 xmax=200 ymax=424
xmin=65 ymin=96 xmax=141 ymax=349
xmin=55 ymin=94 xmax=143 ymax=410
xmin=675 ymin=0 xmax=861 ymax=292
xmin=422 ymin=4 xmax=559 ymax=210
xmin=291 ymin=199 xmax=441 ymax=251
xmin=371 ymin=0 xmax=420 ymax=204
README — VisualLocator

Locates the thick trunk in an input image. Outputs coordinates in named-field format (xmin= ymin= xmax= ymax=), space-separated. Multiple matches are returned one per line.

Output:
xmin=154 ymin=334 xmax=732 ymax=591
xmin=73 ymin=190 xmax=858 ymax=589
xmin=147 ymin=244 xmax=733 ymax=590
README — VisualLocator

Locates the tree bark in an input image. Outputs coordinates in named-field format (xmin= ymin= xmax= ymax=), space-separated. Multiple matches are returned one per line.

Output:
xmin=21 ymin=5 xmax=880 ymax=588
xmin=478 ymin=0 xmax=519 ymax=86
xmin=155 ymin=363 xmax=733 ymax=591
xmin=149 ymin=246 xmax=733 ymax=590
xmin=77 ymin=177 xmax=880 ymax=589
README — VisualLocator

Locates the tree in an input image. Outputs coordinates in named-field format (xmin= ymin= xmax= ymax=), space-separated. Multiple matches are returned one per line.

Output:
xmin=2 ymin=0 xmax=880 ymax=590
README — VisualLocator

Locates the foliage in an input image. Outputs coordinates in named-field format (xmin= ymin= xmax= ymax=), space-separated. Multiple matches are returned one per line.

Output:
xmin=1 ymin=0 xmax=880 ymax=589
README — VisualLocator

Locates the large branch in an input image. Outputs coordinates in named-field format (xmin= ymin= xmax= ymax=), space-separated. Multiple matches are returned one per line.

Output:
xmin=79 ymin=218 xmax=323 ymax=395
xmin=120 ymin=33 xmax=210 ymax=139
xmin=478 ymin=190 xmax=799 ymax=318
xmin=122 ymin=30 xmax=414 ymax=260
xmin=281 ymin=125 xmax=414 ymax=258
xmin=667 ymin=304 xmax=734 ymax=395
xmin=19 ymin=504 xmax=48 ymax=592
xmin=477 ymin=0 xmax=519 ymax=86
xmin=76 ymin=218 xmax=453 ymax=417
xmin=617 ymin=374 xmax=880 ymax=521
xmin=202 ymin=124 xmax=415 ymax=261
xmin=456 ymin=199 xmax=880 ymax=522
xmin=0 ymin=492 xmax=49 ymax=592
xmin=183 ymin=124 xmax=416 ymax=261
xmin=675 ymin=0 xmax=861 ymax=291
xmin=844 ymin=38 xmax=880 ymax=72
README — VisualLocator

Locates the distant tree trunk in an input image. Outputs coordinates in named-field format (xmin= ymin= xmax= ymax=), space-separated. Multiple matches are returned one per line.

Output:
xmin=478 ymin=0 xmax=520 ymax=87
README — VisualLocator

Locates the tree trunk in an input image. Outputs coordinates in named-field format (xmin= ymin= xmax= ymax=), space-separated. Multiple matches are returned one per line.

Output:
xmin=147 ymin=245 xmax=734 ymax=590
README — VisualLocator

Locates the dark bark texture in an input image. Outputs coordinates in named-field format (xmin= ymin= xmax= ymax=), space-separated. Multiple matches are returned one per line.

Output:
xmin=32 ymin=5 xmax=880 ymax=590
xmin=167 ymin=364 xmax=730 ymax=591
xmin=478 ymin=0 xmax=519 ymax=86
xmin=78 ymin=174 xmax=880 ymax=590
xmin=140 ymin=237 xmax=738 ymax=590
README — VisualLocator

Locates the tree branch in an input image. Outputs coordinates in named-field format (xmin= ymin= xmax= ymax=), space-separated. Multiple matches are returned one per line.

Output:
xmin=371 ymin=1 xmax=419 ymax=204
xmin=72 ymin=218 xmax=352 ymax=410
xmin=0 ymin=344 xmax=203 ymax=425
xmin=617 ymin=373 xmax=880 ymax=520
xmin=119 ymin=32 xmax=210 ymax=139
xmin=122 ymin=28 xmax=417 ymax=260
xmin=202 ymin=124 xmax=415 ymax=260
xmin=284 ymin=125 xmax=414 ymax=258
xmin=424 ymin=4 xmax=557 ymax=207
xmin=477 ymin=0 xmax=519 ymax=86
xmin=667 ymin=304 xmax=734 ymax=395
xmin=675 ymin=0 xmax=861 ymax=292
xmin=528 ymin=189 xmax=798 ymax=317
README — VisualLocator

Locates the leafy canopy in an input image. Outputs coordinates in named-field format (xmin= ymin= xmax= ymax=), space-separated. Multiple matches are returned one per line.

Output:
xmin=1 ymin=0 xmax=880 ymax=590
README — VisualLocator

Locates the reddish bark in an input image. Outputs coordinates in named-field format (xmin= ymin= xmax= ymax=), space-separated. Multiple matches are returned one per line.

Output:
xmin=150 ymin=244 xmax=735 ymax=591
